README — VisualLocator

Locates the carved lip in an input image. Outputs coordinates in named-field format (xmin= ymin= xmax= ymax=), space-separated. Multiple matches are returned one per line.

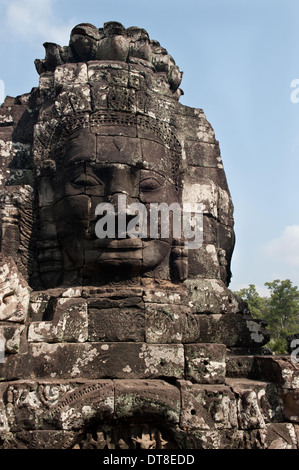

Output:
xmin=88 ymin=238 xmax=143 ymax=250
xmin=105 ymin=238 xmax=142 ymax=250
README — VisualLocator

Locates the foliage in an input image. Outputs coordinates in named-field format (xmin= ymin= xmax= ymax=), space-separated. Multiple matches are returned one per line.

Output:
xmin=234 ymin=279 xmax=299 ymax=354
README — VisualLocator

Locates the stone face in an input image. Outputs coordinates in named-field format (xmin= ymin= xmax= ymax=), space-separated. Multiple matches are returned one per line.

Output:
xmin=0 ymin=21 xmax=235 ymax=289
xmin=0 ymin=21 xmax=298 ymax=450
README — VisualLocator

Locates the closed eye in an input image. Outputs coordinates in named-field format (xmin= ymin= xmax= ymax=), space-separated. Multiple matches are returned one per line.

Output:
xmin=140 ymin=177 xmax=163 ymax=191
xmin=85 ymin=175 xmax=103 ymax=187
xmin=71 ymin=175 xmax=102 ymax=187
xmin=2 ymin=291 xmax=15 ymax=304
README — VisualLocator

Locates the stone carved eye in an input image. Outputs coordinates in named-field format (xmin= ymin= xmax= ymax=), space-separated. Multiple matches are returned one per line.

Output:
xmin=2 ymin=291 xmax=15 ymax=305
xmin=71 ymin=174 xmax=102 ymax=187
xmin=85 ymin=175 xmax=103 ymax=187
xmin=139 ymin=177 xmax=163 ymax=191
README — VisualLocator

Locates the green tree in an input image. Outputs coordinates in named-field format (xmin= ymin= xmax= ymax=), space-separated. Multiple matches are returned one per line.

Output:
xmin=233 ymin=284 xmax=267 ymax=320
xmin=264 ymin=279 xmax=299 ymax=340
xmin=234 ymin=279 xmax=299 ymax=354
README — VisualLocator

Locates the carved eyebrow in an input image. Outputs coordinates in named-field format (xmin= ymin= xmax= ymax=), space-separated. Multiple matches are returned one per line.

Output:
xmin=139 ymin=169 xmax=165 ymax=179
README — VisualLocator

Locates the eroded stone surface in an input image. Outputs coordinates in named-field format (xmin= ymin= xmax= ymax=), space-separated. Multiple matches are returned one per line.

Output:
xmin=185 ymin=343 xmax=226 ymax=384
xmin=0 ymin=255 xmax=30 ymax=323
xmin=0 ymin=21 xmax=298 ymax=449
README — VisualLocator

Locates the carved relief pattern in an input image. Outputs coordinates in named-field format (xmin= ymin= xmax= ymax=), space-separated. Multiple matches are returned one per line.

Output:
xmin=73 ymin=423 xmax=173 ymax=449
xmin=0 ymin=21 xmax=297 ymax=451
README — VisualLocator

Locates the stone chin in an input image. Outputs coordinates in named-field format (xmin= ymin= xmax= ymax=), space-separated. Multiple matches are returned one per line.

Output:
xmin=142 ymin=240 xmax=171 ymax=272
xmin=84 ymin=238 xmax=171 ymax=277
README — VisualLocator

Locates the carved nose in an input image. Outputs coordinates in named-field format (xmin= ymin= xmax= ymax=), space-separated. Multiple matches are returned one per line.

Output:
xmin=107 ymin=165 xmax=138 ymax=197
xmin=106 ymin=192 xmax=135 ymax=213
xmin=106 ymin=193 xmax=141 ymax=238
xmin=108 ymin=190 xmax=128 ymax=201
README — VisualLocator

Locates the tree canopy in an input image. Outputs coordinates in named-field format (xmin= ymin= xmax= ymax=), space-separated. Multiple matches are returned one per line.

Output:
xmin=234 ymin=279 xmax=299 ymax=354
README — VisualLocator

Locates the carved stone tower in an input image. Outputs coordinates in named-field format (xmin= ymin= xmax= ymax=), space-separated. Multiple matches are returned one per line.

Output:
xmin=0 ymin=22 xmax=298 ymax=449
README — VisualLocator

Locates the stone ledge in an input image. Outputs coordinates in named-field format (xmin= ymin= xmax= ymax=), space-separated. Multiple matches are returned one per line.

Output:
xmin=28 ymin=342 xmax=185 ymax=380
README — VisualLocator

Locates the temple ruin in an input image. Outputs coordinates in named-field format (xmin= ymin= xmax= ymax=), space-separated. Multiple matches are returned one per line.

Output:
xmin=0 ymin=22 xmax=298 ymax=449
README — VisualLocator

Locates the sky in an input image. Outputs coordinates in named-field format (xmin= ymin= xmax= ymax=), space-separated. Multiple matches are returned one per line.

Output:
xmin=0 ymin=0 xmax=299 ymax=296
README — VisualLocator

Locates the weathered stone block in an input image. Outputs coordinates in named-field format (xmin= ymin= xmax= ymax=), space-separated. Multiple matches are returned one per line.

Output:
xmin=0 ymin=385 xmax=9 ymax=432
xmin=185 ymin=278 xmax=242 ymax=314
xmin=180 ymin=381 xmax=238 ymax=431
xmin=14 ymin=430 xmax=77 ymax=449
xmin=143 ymin=287 xmax=190 ymax=305
xmin=185 ymin=424 xmax=298 ymax=449
xmin=4 ymin=381 xmax=41 ymax=431
xmin=145 ymin=303 xmax=199 ymax=343
xmin=197 ymin=314 xmax=270 ymax=347
xmin=29 ymin=291 xmax=57 ymax=322
xmin=184 ymin=140 xmax=222 ymax=168
xmin=226 ymin=378 xmax=283 ymax=429
xmin=28 ymin=298 xmax=88 ymax=343
xmin=226 ymin=355 xmax=258 ymax=379
xmin=54 ymin=84 xmax=91 ymax=116
xmin=87 ymin=294 xmax=143 ymax=309
xmin=0 ymin=325 xmax=25 ymax=354
xmin=96 ymin=135 xmax=142 ymax=165
xmin=0 ymin=432 xmax=19 ymax=449
xmin=45 ymin=380 xmax=114 ymax=431
xmin=0 ymin=255 xmax=30 ymax=323
xmin=185 ymin=343 xmax=226 ymax=384
xmin=174 ymin=111 xmax=216 ymax=143
xmin=187 ymin=244 xmax=221 ymax=280
xmin=115 ymin=379 xmax=180 ymax=424
xmin=183 ymin=178 xmax=218 ymax=218
xmin=88 ymin=307 xmax=145 ymax=342
xmin=261 ymin=423 xmax=298 ymax=449
xmin=0 ymin=354 xmax=22 ymax=382
xmin=256 ymin=356 xmax=299 ymax=389
xmin=3 ymin=380 xmax=114 ymax=433
xmin=28 ymin=342 xmax=185 ymax=380
xmin=54 ymin=63 xmax=88 ymax=87
xmin=281 ymin=389 xmax=299 ymax=423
